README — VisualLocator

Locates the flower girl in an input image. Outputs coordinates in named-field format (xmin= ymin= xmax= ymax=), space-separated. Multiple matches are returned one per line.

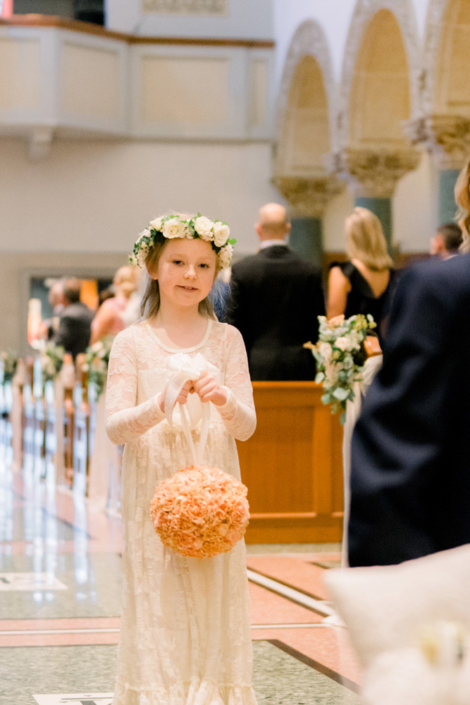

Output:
xmin=105 ymin=214 xmax=257 ymax=705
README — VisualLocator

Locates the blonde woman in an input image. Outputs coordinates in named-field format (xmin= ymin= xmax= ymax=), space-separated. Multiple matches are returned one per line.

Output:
xmin=327 ymin=207 xmax=394 ymax=338
xmin=90 ymin=265 xmax=138 ymax=343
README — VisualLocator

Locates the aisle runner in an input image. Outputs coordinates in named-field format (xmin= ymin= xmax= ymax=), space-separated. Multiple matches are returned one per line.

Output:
xmin=34 ymin=695 xmax=113 ymax=705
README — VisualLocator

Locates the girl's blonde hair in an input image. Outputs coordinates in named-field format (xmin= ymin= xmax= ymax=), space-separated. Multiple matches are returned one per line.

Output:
xmin=455 ymin=160 xmax=470 ymax=253
xmin=345 ymin=207 xmax=393 ymax=272
xmin=140 ymin=238 xmax=221 ymax=320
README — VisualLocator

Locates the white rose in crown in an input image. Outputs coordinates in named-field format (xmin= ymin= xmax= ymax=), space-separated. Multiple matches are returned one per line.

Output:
xmin=218 ymin=243 xmax=233 ymax=269
xmin=163 ymin=217 xmax=186 ymax=239
xmin=150 ymin=217 xmax=163 ymax=232
xmin=194 ymin=216 xmax=214 ymax=241
xmin=213 ymin=221 xmax=230 ymax=247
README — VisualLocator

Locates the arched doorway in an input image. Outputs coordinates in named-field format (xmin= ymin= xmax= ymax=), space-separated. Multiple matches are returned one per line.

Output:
xmin=420 ymin=0 xmax=470 ymax=221
xmin=274 ymin=21 xmax=339 ymax=264
xmin=338 ymin=1 xmax=420 ymax=245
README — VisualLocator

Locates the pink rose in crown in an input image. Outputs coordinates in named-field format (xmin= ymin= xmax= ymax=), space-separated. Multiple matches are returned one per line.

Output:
xmin=150 ymin=466 xmax=250 ymax=558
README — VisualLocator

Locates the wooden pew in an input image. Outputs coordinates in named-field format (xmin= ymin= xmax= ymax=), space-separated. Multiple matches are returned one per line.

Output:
xmin=239 ymin=382 xmax=344 ymax=544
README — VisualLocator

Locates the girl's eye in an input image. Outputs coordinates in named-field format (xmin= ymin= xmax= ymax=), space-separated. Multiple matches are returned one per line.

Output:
xmin=172 ymin=260 xmax=184 ymax=265
xmin=199 ymin=263 xmax=210 ymax=269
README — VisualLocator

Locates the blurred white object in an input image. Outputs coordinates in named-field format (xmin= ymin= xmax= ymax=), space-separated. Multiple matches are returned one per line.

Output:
xmin=325 ymin=544 xmax=470 ymax=705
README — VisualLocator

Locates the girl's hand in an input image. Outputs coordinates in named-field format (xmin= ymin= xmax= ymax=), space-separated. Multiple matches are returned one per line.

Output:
xmin=158 ymin=380 xmax=192 ymax=413
xmin=193 ymin=371 xmax=228 ymax=406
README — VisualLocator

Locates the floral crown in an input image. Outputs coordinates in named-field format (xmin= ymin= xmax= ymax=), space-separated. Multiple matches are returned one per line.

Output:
xmin=130 ymin=213 xmax=236 ymax=270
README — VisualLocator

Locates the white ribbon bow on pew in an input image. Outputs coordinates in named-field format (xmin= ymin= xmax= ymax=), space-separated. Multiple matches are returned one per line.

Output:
xmin=164 ymin=353 xmax=220 ymax=466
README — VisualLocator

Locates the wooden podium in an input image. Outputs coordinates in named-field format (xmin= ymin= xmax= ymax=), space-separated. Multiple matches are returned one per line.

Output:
xmin=238 ymin=382 xmax=344 ymax=544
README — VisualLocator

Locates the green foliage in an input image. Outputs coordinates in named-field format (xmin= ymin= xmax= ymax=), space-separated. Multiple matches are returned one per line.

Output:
xmin=308 ymin=314 xmax=377 ymax=423
xmin=84 ymin=336 xmax=114 ymax=399
xmin=0 ymin=351 xmax=18 ymax=383
xmin=40 ymin=343 xmax=65 ymax=383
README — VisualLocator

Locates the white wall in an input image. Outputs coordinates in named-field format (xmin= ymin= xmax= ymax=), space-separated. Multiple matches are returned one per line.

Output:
xmin=0 ymin=137 xmax=278 ymax=255
xmin=0 ymin=136 xmax=280 ymax=350
xmin=394 ymin=149 xmax=439 ymax=252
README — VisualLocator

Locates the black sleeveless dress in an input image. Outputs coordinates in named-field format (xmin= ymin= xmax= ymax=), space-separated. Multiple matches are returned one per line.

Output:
xmin=330 ymin=261 xmax=395 ymax=340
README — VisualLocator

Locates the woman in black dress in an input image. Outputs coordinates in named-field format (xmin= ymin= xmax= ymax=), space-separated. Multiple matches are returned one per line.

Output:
xmin=328 ymin=207 xmax=394 ymax=340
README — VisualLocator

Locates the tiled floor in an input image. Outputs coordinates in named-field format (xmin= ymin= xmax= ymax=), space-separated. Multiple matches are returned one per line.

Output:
xmin=0 ymin=457 xmax=362 ymax=704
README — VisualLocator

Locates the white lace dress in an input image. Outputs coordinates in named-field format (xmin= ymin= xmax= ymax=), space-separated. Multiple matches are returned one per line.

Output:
xmin=105 ymin=319 xmax=257 ymax=705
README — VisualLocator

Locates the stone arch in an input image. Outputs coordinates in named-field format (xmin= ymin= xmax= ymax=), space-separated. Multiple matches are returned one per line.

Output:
xmin=340 ymin=0 xmax=420 ymax=149
xmin=423 ymin=0 xmax=470 ymax=116
xmin=274 ymin=20 xmax=336 ymax=177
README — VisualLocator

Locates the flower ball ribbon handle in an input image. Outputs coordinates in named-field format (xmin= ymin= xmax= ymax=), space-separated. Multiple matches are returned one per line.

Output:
xmin=164 ymin=353 xmax=220 ymax=466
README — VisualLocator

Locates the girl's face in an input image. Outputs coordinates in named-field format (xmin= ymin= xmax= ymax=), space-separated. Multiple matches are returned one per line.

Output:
xmin=152 ymin=238 xmax=217 ymax=310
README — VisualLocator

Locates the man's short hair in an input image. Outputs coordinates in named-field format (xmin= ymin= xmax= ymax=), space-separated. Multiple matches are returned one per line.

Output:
xmin=63 ymin=278 xmax=82 ymax=304
xmin=437 ymin=222 xmax=463 ymax=252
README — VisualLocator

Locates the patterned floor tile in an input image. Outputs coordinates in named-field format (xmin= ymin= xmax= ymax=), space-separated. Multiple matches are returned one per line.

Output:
xmin=2 ymin=641 xmax=361 ymax=705
xmin=0 ymin=553 xmax=122 ymax=620
xmin=0 ymin=573 xmax=67 ymax=591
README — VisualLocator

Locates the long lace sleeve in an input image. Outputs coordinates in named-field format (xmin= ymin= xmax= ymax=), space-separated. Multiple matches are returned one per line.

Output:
xmin=217 ymin=325 xmax=256 ymax=441
xmin=105 ymin=330 xmax=165 ymax=444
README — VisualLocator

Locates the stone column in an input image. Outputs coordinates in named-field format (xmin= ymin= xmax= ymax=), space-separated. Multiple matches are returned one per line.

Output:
xmin=331 ymin=148 xmax=421 ymax=249
xmin=272 ymin=175 xmax=343 ymax=266
xmin=406 ymin=115 xmax=470 ymax=225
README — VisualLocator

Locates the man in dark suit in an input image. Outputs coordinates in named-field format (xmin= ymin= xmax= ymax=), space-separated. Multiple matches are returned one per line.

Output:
xmin=349 ymin=253 xmax=470 ymax=567
xmin=227 ymin=203 xmax=325 ymax=381
xmin=54 ymin=278 xmax=94 ymax=359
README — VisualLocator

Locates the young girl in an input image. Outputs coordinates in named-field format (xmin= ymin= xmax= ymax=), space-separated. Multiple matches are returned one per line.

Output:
xmin=105 ymin=214 xmax=257 ymax=705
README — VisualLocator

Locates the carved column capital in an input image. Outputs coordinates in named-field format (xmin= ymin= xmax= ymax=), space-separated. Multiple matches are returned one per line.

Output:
xmin=272 ymin=175 xmax=343 ymax=218
xmin=404 ymin=115 xmax=470 ymax=170
xmin=330 ymin=147 xmax=421 ymax=198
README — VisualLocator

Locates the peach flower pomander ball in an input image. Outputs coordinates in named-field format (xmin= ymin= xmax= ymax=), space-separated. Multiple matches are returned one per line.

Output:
xmin=150 ymin=465 xmax=250 ymax=558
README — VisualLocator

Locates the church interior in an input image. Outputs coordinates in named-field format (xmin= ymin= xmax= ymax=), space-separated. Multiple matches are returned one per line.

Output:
xmin=1 ymin=0 xmax=469 ymax=703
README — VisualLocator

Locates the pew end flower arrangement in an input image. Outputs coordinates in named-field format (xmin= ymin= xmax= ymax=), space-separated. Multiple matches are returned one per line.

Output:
xmin=0 ymin=351 xmax=18 ymax=383
xmin=39 ymin=342 xmax=65 ymax=383
xmin=84 ymin=337 xmax=114 ymax=399
xmin=305 ymin=314 xmax=376 ymax=424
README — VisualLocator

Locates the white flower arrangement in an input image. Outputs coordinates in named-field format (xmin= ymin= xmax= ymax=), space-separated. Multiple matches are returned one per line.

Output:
xmin=130 ymin=213 xmax=236 ymax=269
xmin=39 ymin=342 xmax=65 ymax=383
xmin=305 ymin=314 xmax=376 ymax=423
xmin=84 ymin=336 xmax=114 ymax=399
xmin=0 ymin=350 xmax=18 ymax=383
